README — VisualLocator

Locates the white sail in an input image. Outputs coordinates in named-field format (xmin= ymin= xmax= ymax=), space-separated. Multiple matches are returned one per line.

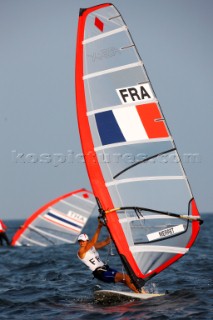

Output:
xmin=11 ymin=189 xmax=96 ymax=246
xmin=76 ymin=4 xmax=202 ymax=289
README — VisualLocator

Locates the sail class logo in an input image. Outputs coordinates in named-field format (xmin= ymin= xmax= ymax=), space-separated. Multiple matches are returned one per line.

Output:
xmin=87 ymin=47 xmax=121 ymax=62
xmin=116 ymin=83 xmax=154 ymax=104
xmin=94 ymin=17 xmax=104 ymax=32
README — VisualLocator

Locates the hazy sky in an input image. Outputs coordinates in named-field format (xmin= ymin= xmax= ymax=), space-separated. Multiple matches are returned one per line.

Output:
xmin=1 ymin=0 xmax=213 ymax=220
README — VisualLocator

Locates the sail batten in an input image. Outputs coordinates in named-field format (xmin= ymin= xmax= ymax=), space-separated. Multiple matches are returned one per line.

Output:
xmin=21 ymin=234 xmax=47 ymax=247
xmin=60 ymin=200 xmax=91 ymax=214
xmin=75 ymin=3 xmax=202 ymax=289
xmin=29 ymin=225 xmax=74 ymax=243
xmin=130 ymin=245 xmax=188 ymax=254
xmin=87 ymin=99 xmax=158 ymax=115
xmin=119 ymin=215 xmax=176 ymax=223
xmin=83 ymin=25 xmax=127 ymax=44
xmin=83 ymin=61 xmax=143 ymax=79
xmin=106 ymin=176 xmax=186 ymax=186
xmin=94 ymin=137 xmax=173 ymax=151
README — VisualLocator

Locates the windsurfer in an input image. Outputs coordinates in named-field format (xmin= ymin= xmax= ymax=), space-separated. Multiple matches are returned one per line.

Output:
xmin=77 ymin=219 xmax=145 ymax=293
xmin=0 ymin=219 xmax=10 ymax=246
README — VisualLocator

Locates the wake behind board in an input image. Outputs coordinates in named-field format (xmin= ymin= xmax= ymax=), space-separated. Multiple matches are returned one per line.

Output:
xmin=94 ymin=290 xmax=165 ymax=303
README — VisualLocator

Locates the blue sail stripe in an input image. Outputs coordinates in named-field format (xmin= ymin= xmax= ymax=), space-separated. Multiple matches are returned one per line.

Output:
xmin=95 ymin=110 xmax=125 ymax=145
xmin=47 ymin=212 xmax=81 ymax=229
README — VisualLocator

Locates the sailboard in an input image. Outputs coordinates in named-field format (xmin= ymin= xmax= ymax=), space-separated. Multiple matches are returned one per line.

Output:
xmin=94 ymin=290 xmax=165 ymax=302
xmin=75 ymin=3 xmax=203 ymax=292
xmin=11 ymin=189 xmax=96 ymax=246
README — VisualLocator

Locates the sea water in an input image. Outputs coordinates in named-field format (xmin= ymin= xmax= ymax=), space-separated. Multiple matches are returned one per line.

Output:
xmin=0 ymin=214 xmax=212 ymax=320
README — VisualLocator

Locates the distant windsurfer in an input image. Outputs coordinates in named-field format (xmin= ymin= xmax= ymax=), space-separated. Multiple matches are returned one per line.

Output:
xmin=0 ymin=219 xmax=10 ymax=246
xmin=77 ymin=219 xmax=146 ymax=293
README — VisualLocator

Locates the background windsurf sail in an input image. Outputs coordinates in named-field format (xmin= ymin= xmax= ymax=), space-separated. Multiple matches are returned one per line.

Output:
xmin=75 ymin=3 xmax=202 ymax=290
xmin=11 ymin=189 xmax=96 ymax=246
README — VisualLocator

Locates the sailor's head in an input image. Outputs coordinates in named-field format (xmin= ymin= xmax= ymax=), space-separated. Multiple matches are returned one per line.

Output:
xmin=78 ymin=233 xmax=89 ymax=242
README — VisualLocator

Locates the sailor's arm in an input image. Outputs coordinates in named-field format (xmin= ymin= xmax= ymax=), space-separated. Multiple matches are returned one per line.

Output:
xmin=95 ymin=235 xmax=111 ymax=249
xmin=90 ymin=220 xmax=104 ymax=245
xmin=82 ymin=220 xmax=104 ymax=253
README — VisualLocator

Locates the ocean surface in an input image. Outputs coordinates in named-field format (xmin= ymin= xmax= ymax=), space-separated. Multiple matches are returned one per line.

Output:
xmin=1 ymin=214 xmax=212 ymax=320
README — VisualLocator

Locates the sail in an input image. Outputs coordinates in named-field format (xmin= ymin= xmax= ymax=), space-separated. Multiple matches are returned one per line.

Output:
xmin=75 ymin=3 xmax=202 ymax=289
xmin=11 ymin=189 xmax=96 ymax=246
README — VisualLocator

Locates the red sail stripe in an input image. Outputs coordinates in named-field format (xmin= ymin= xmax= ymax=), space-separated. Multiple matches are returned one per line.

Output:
xmin=136 ymin=103 xmax=169 ymax=139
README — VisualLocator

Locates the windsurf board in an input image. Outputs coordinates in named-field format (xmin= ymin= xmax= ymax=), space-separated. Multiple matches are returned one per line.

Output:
xmin=94 ymin=289 xmax=165 ymax=302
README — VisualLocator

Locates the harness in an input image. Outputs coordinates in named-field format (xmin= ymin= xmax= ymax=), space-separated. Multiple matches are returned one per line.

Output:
xmin=92 ymin=264 xmax=109 ymax=279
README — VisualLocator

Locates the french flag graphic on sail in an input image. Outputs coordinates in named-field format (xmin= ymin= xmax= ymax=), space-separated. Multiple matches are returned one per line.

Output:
xmin=44 ymin=209 xmax=84 ymax=233
xmin=95 ymin=103 xmax=169 ymax=146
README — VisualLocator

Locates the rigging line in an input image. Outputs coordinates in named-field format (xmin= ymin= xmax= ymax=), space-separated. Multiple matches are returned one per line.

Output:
xmin=104 ymin=234 xmax=115 ymax=264
xmin=135 ymin=208 xmax=144 ymax=219
xmin=113 ymin=148 xmax=176 ymax=179
xmin=105 ymin=206 xmax=203 ymax=224
xmin=96 ymin=197 xmax=106 ymax=221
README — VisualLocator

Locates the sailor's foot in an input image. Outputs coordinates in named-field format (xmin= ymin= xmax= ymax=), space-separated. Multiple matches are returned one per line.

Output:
xmin=140 ymin=287 xmax=147 ymax=294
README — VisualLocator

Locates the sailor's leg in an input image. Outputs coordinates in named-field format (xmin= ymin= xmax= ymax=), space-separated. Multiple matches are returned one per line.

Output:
xmin=114 ymin=272 xmax=139 ymax=293
xmin=2 ymin=233 xmax=10 ymax=246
